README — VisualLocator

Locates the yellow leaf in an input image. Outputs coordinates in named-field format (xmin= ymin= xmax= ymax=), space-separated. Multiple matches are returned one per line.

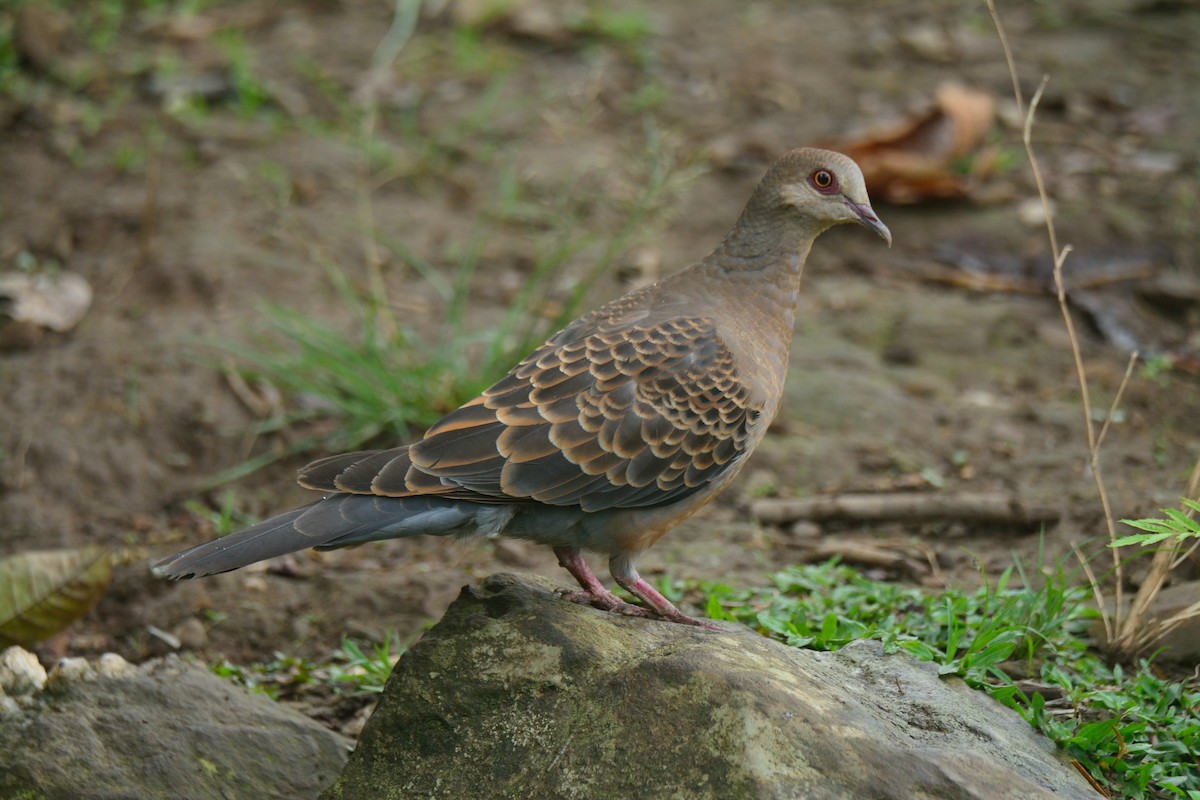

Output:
xmin=0 ymin=547 xmax=113 ymax=647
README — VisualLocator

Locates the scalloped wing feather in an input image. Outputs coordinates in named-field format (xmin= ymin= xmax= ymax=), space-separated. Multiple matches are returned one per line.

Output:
xmin=297 ymin=314 xmax=761 ymax=513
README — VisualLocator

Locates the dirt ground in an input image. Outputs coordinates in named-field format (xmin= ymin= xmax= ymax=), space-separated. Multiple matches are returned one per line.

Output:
xmin=2 ymin=0 xmax=1198 ymax=695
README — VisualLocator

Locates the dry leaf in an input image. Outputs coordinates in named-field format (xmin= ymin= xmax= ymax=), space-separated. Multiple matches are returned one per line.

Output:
xmin=831 ymin=83 xmax=997 ymax=204
xmin=0 ymin=547 xmax=113 ymax=647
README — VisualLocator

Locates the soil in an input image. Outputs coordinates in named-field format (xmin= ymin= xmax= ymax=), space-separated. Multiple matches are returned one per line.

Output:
xmin=2 ymin=0 xmax=1198 ymax=717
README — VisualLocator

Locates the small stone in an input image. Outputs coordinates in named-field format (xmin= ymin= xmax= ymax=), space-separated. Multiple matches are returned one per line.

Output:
xmin=897 ymin=22 xmax=957 ymax=63
xmin=46 ymin=656 xmax=96 ymax=689
xmin=789 ymin=520 xmax=823 ymax=539
xmin=0 ymin=653 xmax=352 ymax=797
xmin=1017 ymin=197 xmax=1054 ymax=227
xmin=242 ymin=575 xmax=268 ymax=592
xmin=0 ymin=646 xmax=47 ymax=696
xmin=0 ymin=270 xmax=93 ymax=333
xmin=173 ymin=617 xmax=209 ymax=651
xmin=97 ymin=653 xmax=136 ymax=679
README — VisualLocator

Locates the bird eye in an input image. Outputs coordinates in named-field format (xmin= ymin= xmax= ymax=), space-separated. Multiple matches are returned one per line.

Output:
xmin=809 ymin=169 xmax=837 ymax=194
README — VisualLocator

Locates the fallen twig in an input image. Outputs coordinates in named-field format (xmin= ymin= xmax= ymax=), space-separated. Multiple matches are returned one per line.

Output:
xmin=751 ymin=492 xmax=1059 ymax=527
xmin=794 ymin=541 xmax=929 ymax=578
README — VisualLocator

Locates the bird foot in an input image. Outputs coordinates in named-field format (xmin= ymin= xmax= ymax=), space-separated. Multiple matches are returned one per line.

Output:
xmin=551 ymin=546 xmax=722 ymax=630
xmin=554 ymin=587 xmax=665 ymax=620
xmin=652 ymin=609 xmax=725 ymax=631
xmin=555 ymin=587 xmax=722 ymax=630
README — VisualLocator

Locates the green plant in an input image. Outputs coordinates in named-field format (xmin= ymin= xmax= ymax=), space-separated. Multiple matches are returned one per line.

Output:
xmin=577 ymin=7 xmax=652 ymax=44
xmin=701 ymin=559 xmax=1200 ymax=799
xmin=211 ymin=629 xmax=408 ymax=700
xmin=183 ymin=490 xmax=256 ymax=538
xmin=215 ymin=28 xmax=272 ymax=118
xmin=1141 ymin=354 xmax=1175 ymax=385
xmin=1113 ymin=499 xmax=1200 ymax=548
xmin=330 ymin=632 xmax=406 ymax=696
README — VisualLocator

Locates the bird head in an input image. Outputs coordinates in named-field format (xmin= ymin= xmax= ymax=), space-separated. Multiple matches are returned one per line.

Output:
xmin=774 ymin=148 xmax=891 ymax=247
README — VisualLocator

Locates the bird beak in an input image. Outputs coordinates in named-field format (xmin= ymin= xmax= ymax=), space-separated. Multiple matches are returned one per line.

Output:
xmin=845 ymin=199 xmax=892 ymax=247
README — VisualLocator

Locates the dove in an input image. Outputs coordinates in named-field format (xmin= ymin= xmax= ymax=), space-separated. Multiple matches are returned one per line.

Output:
xmin=154 ymin=148 xmax=890 ymax=628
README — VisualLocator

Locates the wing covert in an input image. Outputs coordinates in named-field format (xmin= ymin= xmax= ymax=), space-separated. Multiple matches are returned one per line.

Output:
xmin=301 ymin=315 xmax=762 ymax=513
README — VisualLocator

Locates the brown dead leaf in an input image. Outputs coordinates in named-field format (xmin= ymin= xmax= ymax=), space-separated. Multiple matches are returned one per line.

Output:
xmin=831 ymin=83 xmax=997 ymax=204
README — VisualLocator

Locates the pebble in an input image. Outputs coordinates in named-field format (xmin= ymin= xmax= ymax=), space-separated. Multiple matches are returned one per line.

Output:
xmin=173 ymin=618 xmax=209 ymax=651
xmin=789 ymin=520 xmax=823 ymax=540
xmin=46 ymin=657 xmax=96 ymax=689
xmin=97 ymin=653 xmax=136 ymax=679
xmin=1016 ymin=197 xmax=1055 ymax=228
xmin=0 ymin=646 xmax=47 ymax=696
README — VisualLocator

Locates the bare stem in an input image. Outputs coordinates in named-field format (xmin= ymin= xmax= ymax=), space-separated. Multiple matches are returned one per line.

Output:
xmin=987 ymin=0 xmax=1126 ymax=643
xmin=355 ymin=0 xmax=423 ymax=338
xmin=1095 ymin=352 xmax=1139 ymax=454
xmin=988 ymin=1 xmax=1025 ymax=118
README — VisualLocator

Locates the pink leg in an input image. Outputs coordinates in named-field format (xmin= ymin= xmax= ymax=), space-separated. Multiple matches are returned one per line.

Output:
xmin=609 ymin=553 xmax=723 ymax=631
xmin=553 ymin=546 xmax=630 ymax=611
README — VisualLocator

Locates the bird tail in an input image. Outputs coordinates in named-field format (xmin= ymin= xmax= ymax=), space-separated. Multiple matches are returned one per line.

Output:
xmin=152 ymin=493 xmax=515 ymax=579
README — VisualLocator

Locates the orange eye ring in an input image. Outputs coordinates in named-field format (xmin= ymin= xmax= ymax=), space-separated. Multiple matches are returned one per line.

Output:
xmin=809 ymin=169 xmax=837 ymax=194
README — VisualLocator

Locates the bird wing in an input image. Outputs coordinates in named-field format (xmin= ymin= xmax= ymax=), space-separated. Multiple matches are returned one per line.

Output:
xmin=298 ymin=314 xmax=762 ymax=513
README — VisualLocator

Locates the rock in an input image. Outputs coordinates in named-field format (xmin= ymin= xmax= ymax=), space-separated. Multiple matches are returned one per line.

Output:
xmin=0 ymin=652 xmax=351 ymax=800
xmin=1101 ymin=579 xmax=1200 ymax=664
xmin=323 ymin=573 xmax=1096 ymax=800
xmin=45 ymin=655 xmax=95 ymax=689
xmin=173 ymin=616 xmax=210 ymax=651
xmin=0 ymin=645 xmax=46 ymax=696
xmin=0 ymin=270 xmax=93 ymax=351
xmin=1146 ymin=580 xmax=1200 ymax=662
xmin=96 ymin=652 xmax=135 ymax=679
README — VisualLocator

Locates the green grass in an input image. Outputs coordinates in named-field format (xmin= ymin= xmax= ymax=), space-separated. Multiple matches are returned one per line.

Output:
xmin=211 ymin=629 xmax=408 ymax=701
xmin=699 ymin=559 xmax=1200 ymax=800
xmin=182 ymin=490 xmax=255 ymax=537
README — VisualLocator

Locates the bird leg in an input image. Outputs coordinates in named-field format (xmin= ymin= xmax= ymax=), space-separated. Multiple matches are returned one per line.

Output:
xmin=553 ymin=547 xmax=721 ymax=630
xmin=553 ymin=546 xmax=631 ymax=612
xmin=609 ymin=553 xmax=722 ymax=631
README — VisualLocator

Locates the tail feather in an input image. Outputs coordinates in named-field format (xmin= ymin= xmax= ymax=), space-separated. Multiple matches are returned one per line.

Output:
xmin=152 ymin=505 xmax=318 ymax=578
xmin=152 ymin=494 xmax=514 ymax=579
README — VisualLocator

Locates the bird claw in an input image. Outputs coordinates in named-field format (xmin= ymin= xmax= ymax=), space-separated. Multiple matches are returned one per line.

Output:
xmin=555 ymin=586 xmax=625 ymax=611
xmin=556 ymin=587 xmax=723 ymax=630
xmin=655 ymin=610 xmax=726 ymax=632
xmin=556 ymin=587 xmax=658 ymax=618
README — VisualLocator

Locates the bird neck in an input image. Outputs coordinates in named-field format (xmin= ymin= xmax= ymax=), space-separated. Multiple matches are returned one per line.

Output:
xmin=698 ymin=204 xmax=820 ymax=312
xmin=706 ymin=198 xmax=821 ymax=273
